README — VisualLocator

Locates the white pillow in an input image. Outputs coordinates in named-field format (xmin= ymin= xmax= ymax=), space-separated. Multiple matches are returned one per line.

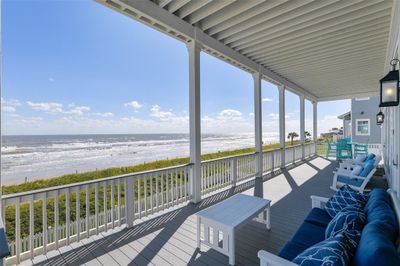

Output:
xmin=351 ymin=165 xmax=363 ymax=176
xmin=354 ymin=155 xmax=366 ymax=164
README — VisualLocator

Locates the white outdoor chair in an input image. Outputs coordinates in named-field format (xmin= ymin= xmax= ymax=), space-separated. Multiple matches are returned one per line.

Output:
xmin=330 ymin=167 xmax=377 ymax=193
xmin=339 ymin=155 xmax=381 ymax=171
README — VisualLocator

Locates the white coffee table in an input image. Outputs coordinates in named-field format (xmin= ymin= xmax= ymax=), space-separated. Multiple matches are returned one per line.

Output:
xmin=196 ymin=194 xmax=271 ymax=265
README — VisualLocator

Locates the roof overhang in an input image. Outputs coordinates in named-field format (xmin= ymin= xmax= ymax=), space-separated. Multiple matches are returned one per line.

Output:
xmin=96 ymin=0 xmax=399 ymax=102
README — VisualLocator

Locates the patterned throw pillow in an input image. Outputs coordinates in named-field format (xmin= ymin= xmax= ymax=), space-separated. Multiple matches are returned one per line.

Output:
xmin=292 ymin=233 xmax=355 ymax=266
xmin=325 ymin=206 xmax=366 ymax=239
xmin=325 ymin=185 xmax=368 ymax=218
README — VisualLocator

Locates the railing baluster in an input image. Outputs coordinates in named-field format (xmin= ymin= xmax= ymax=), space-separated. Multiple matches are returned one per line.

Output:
xmin=54 ymin=190 xmax=59 ymax=249
xmin=76 ymin=187 xmax=80 ymax=242
xmin=15 ymin=198 xmax=21 ymax=264
xmin=175 ymin=169 xmax=178 ymax=204
xmin=111 ymin=180 xmax=115 ymax=228
xmin=144 ymin=175 xmax=148 ymax=216
xmin=42 ymin=193 xmax=47 ymax=255
xmin=161 ymin=172 xmax=165 ymax=208
xmin=85 ymin=185 xmax=90 ymax=238
xmin=29 ymin=196 xmax=34 ymax=259
xmin=103 ymin=182 xmax=107 ymax=232
xmin=66 ymin=188 xmax=70 ymax=245
xmin=165 ymin=172 xmax=169 ymax=207
xmin=138 ymin=177 xmax=142 ymax=219
xmin=156 ymin=174 xmax=159 ymax=212
xmin=149 ymin=175 xmax=153 ymax=214
xmin=95 ymin=183 xmax=99 ymax=234
xmin=170 ymin=171 xmax=174 ymax=204
xmin=117 ymin=180 xmax=121 ymax=226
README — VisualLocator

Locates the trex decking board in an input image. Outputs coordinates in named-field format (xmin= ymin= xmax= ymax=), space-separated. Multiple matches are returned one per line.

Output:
xmin=27 ymin=156 xmax=335 ymax=266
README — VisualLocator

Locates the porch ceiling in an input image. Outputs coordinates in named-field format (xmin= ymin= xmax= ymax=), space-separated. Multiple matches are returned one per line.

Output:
xmin=98 ymin=0 xmax=395 ymax=101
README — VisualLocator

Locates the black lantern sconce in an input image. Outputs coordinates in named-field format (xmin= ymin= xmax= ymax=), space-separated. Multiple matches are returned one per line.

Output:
xmin=379 ymin=59 xmax=399 ymax=107
xmin=376 ymin=110 xmax=384 ymax=126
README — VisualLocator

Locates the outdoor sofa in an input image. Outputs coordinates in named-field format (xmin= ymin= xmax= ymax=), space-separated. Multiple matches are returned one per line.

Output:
xmin=258 ymin=186 xmax=400 ymax=266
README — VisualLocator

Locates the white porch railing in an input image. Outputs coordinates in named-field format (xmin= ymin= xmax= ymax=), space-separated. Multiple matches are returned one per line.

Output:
xmin=1 ymin=143 xmax=315 ymax=265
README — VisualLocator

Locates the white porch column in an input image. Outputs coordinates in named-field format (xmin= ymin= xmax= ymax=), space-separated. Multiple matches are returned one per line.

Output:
xmin=313 ymin=101 xmax=318 ymax=154
xmin=300 ymin=95 xmax=305 ymax=159
xmin=279 ymin=85 xmax=286 ymax=167
xmin=188 ymin=41 xmax=202 ymax=203
xmin=253 ymin=72 xmax=263 ymax=179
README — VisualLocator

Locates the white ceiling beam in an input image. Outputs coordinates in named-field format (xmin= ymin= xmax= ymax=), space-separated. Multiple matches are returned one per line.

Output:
xmin=200 ymin=0 xmax=265 ymax=31
xmin=175 ymin=0 xmax=211 ymax=19
xmin=157 ymin=0 xmax=173 ymax=8
xmin=166 ymin=0 xmax=190 ymax=13
xmin=217 ymin=0 xmax=318 ymax=43
xmin=207 ymin=0 xmax=288 ymax=36
xmin=240 ymin=20 xmax=389 ymax=60
xmin=265 ymin=42 xmax=386 ymax=70
xmin=186 ymin=0 xmax=234 ymax=25
xmin=96 ymin=0 xmax=317 ymax=101
xmin=254 ymin=32 xmax=388 ymax=64
xmin=227 ymin=0 xmax=364 ymax=48
xmin=318 ymin=91 xmax=379 ymax=102
xmin=238 ymin=2 xmax=391 ymax=56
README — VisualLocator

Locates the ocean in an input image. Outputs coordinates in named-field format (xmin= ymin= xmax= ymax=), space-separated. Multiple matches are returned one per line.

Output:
xmin=1 ymin=133 xmax=279 ymax=185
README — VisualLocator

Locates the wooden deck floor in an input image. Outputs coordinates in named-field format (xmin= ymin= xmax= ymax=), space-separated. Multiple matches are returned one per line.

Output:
xmin=25 ymin=156 xmax=337 ymax=266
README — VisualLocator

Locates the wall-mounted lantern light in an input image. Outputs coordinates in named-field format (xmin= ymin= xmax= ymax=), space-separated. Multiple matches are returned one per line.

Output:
xmin=379 ymin=59 xmax=399 ymax=107
xmin=376 ymin=110 xmax=384 ymax=126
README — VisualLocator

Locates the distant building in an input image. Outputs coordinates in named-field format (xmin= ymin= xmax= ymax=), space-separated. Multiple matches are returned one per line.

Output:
xmin=320 ymin=127 xmax=343 ymax=140
xmin=337 ymin=96 xmax=381 ymax=144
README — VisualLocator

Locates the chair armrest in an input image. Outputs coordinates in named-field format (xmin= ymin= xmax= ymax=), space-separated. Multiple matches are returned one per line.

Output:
xmin=311 ymin=195 xmax=329 ymax=209
xmin=0 ymin=218 xmax=10 ymax=259
xmin=258 ymin=250 xmax=298 ymax=266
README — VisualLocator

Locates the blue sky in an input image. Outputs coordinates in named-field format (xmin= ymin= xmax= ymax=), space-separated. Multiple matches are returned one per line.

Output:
xmin=1 ymin=0 xmax=350 ymax=137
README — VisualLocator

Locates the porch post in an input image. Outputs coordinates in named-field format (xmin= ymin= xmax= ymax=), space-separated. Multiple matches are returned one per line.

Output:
xmin=279 ymin=85 xmax=286 ymax=167
xmin=253 ymin=72 xmax=263 ymax=197
xmin=188 ymin=40 xmax=202 ymax=203
xmin=313 ymin=101 xmax=318 ymax=154
xmin=300 ymin=95 xmax=305 ymax=159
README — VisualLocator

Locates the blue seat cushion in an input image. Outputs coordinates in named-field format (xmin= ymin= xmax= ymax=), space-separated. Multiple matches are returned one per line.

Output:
xmin=304 ymin=208 xmax=332 ymax=227
xmin=359 ymin=162 xmax=374 ymax=177
xmin=278 ymin=240 xmax=309 ymax=261
xmin=325 ymin=185 xmax=368 ymax=218
xmin=293 ymin=233 xmax=355 ymax=266
xmin=353 ymin=221 xmax=400 ymax=266
xmin=290 ymin=221 xmax=326 ymax=248
xmin=364 ymin=188 xmax=391 ymax=212
xmin=325 ymin=206 xmax=366 ymax=239
xmin=365 ymin=153 xmax=376 ymax=161
xmin=337 ymin=175 xmax=364 ymax=187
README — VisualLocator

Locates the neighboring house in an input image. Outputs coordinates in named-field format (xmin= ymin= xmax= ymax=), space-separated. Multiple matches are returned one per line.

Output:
xmin=320 ymin=127 xmax=343 ymax=141
xmin=338 ymin=96 xmax=382 ymax=144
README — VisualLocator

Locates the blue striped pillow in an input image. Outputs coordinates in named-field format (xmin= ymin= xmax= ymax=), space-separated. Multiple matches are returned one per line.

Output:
xmin=325 ymin=206 xmax=366 ymax=240
xmin=325 ymin=185 xmax=367 ymax=218
xmin=292 ymin=233 xmax=355 ymax=266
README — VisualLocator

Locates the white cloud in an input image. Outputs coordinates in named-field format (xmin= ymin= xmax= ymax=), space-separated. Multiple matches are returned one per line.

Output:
xmin=49 ymin=78 xmax=55 ymax=82
xmin=93 ymin=112 xmax=114 ymax=118
xmin=2 ymin=106 xmax=16 ymax=112
xmin=249 ymin=112 xmax=254 ymax=117
xmin=68 ymin=106 xmax=90 ymax=115
xmin=262 ymin=97 xmax=273 ymax=102
xmin=27 ymin=101 xmax=64 ymax=113
xmin=1 ymin=98 xmax=21 ymax=112
xmin=217 ymin=109 xmax=243 ymax=121
xmin=150 ymin=104 xmax=174 ymax=119
xmin=124 ymin=101 xmax=142 ymax=110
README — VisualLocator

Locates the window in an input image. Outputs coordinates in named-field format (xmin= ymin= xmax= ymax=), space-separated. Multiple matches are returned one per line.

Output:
xmin=355 ymin=119 xmax=370 ymax=136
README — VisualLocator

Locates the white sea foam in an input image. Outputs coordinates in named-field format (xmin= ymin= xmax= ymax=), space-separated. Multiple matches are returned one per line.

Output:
xmin=1 ymin=133 xmax=279 ymax=185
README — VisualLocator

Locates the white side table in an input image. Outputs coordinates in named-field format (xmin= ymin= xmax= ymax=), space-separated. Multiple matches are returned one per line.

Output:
xmin=196 ymin=194 xmax=271 ymax=265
